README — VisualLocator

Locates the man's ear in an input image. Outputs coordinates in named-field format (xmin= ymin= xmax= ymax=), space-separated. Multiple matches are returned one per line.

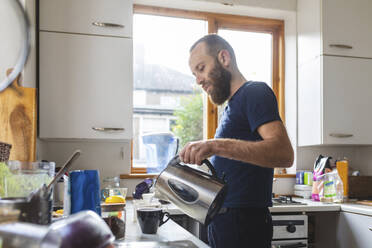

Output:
xmin=218 ymin=49 xmax=231 ymax=67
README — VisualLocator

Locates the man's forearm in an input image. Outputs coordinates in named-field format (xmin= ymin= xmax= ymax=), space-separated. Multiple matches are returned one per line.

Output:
xmin=212 ymin=138 xmax=293 ymax=168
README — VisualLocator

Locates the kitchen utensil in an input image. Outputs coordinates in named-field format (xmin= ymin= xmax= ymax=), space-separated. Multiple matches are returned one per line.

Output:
xmin=47 ymin=150 xmax=81 ymax=193
xmin=154 ymin=155 xmax=227 ymax=225
xmin=0 ymin=0 xmax=30 ymax=92
xmin=1 ymin=160 xmax=55 ymax=198
xmin=0 ymin=207 xmax=20 ymax=224
xmin=102 ymin=202 xmax=126 ymax=240
xmin=53 ymin=176 xmax=65 ymax=208
xmin=136 ymin=208 xmax=170 ymax=234
xmin=101 ymin=176 xmax=120 ymax=201
xmin=0 ymin=222 xmax=61 ymax=248
xmin=0 ymin=150 xmax=81 ymax=224
xmin=142 ymin=193 xmax=154 ymax=204
xmin=0 ymin=142 xmax=12 ymax=162
xmin=28 ymin=150 xmax=81 ymax=202
xmin=69 ymin=170 xmax=101 ymax=215
xmin=142 ymin=132 xmax=179 ymax=173
xmin=50 ymin=210 xmax=115 ymax=248
xmin=133 ymin=178 xmax=153 ymax=199
xmin=336 ymin=159 xmax=349 ymax=197
xmin=0 ymin=210 xmax=114 ymax=248
xmin=0 ymin=70 xmax=36 ymax=162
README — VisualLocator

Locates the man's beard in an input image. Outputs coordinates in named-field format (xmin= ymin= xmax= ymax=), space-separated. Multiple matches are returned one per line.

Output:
xmin=207 ymin=60 xmax=232 ymax=105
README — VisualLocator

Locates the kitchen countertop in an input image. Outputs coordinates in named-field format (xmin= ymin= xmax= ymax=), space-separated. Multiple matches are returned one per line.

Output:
xmin=157 ymin=198 xmax=372 ymax=216
xmin=114 ymin=201 xmax=209 ymax=248
xmin=269 ymin=198 xmax=341 ymax=213
xmin=277 ymin=198 xmax=372 ymax=217
xmin=113 ymin=198 xmax=372 ymax=247
xmin=340 ymin=202 xmax=372 ymax=217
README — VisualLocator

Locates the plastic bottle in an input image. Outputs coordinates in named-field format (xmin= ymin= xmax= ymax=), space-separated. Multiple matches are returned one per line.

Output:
xmin=336 ymin=158 xmax=349 ymax=198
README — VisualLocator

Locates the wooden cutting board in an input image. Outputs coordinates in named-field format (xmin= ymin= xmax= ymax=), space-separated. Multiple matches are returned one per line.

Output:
xmin=356 ymin=200 xmax=372 ymax=207
xmin=0 ymin=69 xmax=37 ymax=161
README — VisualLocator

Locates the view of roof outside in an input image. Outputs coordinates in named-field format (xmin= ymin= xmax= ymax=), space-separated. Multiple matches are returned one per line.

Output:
xmin=132 ymin=14 xmax=273 ymax=170
xmin=133 ymin=14 xmax=206 ymax=168
xmin=218 ymin=29 xmax=273 ymax=87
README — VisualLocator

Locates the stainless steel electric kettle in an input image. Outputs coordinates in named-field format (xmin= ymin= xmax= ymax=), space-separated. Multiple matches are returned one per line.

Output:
xmin=154 ymin=155 xmax=227 ymax=225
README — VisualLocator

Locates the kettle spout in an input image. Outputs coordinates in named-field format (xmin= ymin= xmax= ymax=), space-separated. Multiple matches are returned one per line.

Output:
xmin=154 ymin=188 xmax=169 ymax=201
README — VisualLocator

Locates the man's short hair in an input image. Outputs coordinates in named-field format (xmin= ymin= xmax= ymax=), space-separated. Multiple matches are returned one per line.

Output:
xmin=190 ymin=34 xmax=237 ymax=65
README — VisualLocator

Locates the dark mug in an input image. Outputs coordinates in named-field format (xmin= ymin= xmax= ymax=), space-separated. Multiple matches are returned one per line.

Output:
xmin=137 ymin=208 xmax=170 ymax=234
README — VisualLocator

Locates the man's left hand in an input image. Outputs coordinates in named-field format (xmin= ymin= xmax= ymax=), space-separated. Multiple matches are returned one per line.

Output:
xmin=179 ymin=140 xmax=215 ymax=165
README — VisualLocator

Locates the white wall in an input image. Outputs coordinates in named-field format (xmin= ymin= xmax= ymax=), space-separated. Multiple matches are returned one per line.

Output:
xmin=355 ymin=147 xmax=372 ymax=175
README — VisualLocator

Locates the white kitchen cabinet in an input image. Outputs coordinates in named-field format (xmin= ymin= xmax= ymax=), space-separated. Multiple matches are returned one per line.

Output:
xmin=298 ymin=0 xmax=372 ymax=65
xmin=298 ymin=56 xmax=372 ymax=146
xmin=39 ymin=32 xmax=133 ymax=140
xmin=40 ymin=0 xmax=132 ymax=38
xmin=298 ymin=0 xmax=372 ymax=146
xmin=336 ymin=212 xmax=372 ymax=248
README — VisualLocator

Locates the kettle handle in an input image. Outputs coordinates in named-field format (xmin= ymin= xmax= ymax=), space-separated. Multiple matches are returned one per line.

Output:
xmin=201 ymin=158 xmax=218 ymax=179
xmin=174 ymin=155 xmax=219 ymax=179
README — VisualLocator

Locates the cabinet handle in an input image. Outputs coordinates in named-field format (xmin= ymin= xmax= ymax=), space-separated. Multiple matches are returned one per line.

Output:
xmin=92 ymin=127 xmax=125 ymax=132
xmin=92 ymin=22 xmax=125 ymax=28
xmin=329 ymin=44 xmax=353 ymax=49
xmin=329 ymin=133 xmax=353 ymax=138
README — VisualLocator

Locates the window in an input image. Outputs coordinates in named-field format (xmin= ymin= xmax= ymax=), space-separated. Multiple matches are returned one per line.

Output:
xmin=131 ymin=6 xmax=285 ymax=174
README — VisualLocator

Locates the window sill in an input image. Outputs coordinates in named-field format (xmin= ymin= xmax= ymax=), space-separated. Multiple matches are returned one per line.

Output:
xmin=121 ymin=173 xmax=294 ymax=179
xmin=120 ymin=174 xmax=158 ymax=179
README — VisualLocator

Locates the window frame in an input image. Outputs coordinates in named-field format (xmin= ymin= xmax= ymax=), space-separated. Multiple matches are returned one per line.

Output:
xmin=130 ymin=5 xmax=285 ymax=174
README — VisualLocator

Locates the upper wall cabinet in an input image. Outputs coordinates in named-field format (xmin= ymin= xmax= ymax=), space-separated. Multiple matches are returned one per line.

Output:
xmin=39 ymin=0 xmax=133 ymax=140
xmin=298 ymin=0 xmax=372 ymax=65
xmin=298 ymin=0 xmax=372 ymax=146
xmin=39 ymin=0 xmax=132 ymax=38
xmin=39 ymin=32 xmax=133 ymax=140
xmin=298 ymin=56 xmax=372 ymax=146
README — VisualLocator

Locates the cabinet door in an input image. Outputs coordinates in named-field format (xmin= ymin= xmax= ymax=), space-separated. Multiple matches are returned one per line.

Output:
xmin=323 ymin=56 xmax=372 ymax=144
xmin=336 ymin=212 xmax=372 ymax=248
xmin=298 ymin=57 xmax=322 ymax=146
xmin=322 ymin=0 xmax=372 ymax=58
xmin=40 ymin=0 xmax=132 ymax=38
xmin=39 ymin=32 xmax=133 ymax=140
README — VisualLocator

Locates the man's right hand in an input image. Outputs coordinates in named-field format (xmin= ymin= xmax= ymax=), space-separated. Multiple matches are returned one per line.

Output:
xmin=179 ymin=140 xmax=215 ymax=165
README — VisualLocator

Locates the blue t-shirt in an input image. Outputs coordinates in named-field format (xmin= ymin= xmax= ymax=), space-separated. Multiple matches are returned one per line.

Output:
xmin=211 ymin=81 xmax=281 ymax=208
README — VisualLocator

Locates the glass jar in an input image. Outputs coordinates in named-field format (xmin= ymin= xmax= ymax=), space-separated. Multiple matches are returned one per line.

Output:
xmin=1 ymin=161 xmax=55 ymax=198
xmin=101 ymin=176 xmax=120 ymax=201
xmin=101 ymin=203 xmax=126 ymax=240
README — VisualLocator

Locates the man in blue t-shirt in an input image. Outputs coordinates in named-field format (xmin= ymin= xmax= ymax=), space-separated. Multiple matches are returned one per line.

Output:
xmin=179 ymin=34 xmax=294 ymax=248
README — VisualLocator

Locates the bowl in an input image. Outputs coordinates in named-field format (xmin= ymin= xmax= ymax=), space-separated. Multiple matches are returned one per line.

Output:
xmin=0 ymin=207 xmax=20 ymax=224
xmin=142 ymin=193 xmax=155 ymax=204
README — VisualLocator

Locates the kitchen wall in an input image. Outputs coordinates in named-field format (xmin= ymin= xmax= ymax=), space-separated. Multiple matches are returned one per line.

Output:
xmin=17 ymin=0 xmax=371 ymax=195
xmin=298 ymin=146 xmax=372 ymax=175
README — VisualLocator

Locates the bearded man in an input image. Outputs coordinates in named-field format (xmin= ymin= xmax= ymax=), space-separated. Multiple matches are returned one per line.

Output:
xmin=179 ymin=34 xmax=294 ymax=248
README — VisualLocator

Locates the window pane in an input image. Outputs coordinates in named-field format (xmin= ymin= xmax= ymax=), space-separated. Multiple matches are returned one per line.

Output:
xmin=133 ymin=14 xmax=207 ymax=169
xmin=218 ymin=29 xmax=272 ymax=87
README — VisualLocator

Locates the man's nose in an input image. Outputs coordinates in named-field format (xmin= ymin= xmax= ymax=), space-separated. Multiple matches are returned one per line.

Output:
xmin=196 ymin=76 xmax=204 ymax=85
